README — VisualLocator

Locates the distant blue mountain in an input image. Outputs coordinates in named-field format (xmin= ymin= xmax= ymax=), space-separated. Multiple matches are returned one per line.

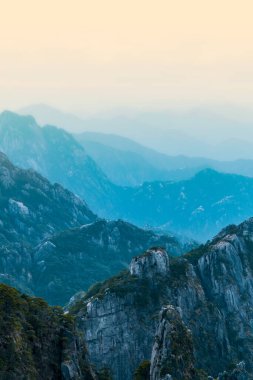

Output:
xmin=0 ymin=111 xmax=117 ymax=215
xmin=77 ymin=131 xmax=253 ymax=186
xmin=0 ymin=152 xmax=188 ymax=305
xmin=2 ymin=111 xmax=253 ymax=240
xmin=115 ymin=169 xmax=253 ymax=240
xmin=19 ymin=103 xmax=253 ymax=160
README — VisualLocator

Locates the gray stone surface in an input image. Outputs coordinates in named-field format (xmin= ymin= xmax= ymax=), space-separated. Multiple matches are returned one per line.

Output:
xmin=71 ymin=220 xmax=253 ymax=379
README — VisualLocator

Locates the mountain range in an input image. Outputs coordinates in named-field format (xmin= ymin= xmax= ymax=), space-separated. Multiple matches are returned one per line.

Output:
xmin=1 ymin=216 xmax=253 ymax=379
xmin=33 ymin=219 xmax=191 ymax=305
xmin=76 ymin=131 xmax=253 ymax=186
xmin=3 ymin=111 xmax=253 ymax=240
xmin=18 ymin=105 xmax=253 ymax=180
xmin=0 ymin=152 xmax=187 ymax=305
xmin=115 ymin=169 xmax=253 ymax=240
xmin=1 ymin=108 xmax=253 ymax=378
xmin=0 ymin=110 xmax=117 ymax=215
xmin=18 ymin=103 xmax=253 ymax=160
xmin=0 ymin=151 xmax=95 ymax=295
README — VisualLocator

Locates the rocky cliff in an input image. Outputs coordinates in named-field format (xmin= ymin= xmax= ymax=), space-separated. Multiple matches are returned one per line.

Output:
xmin=69 ymin=218 xmax=253 ymax=379
xmin=150 ymin=305 xmax=200 ymax=380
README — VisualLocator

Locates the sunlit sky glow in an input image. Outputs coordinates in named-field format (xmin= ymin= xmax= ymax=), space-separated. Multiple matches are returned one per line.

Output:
xmin=1 ymin=0 xmax=253 ymax=113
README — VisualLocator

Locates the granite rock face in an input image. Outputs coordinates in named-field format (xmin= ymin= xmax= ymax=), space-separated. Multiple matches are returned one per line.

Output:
xmin=70 ymin=218 xmax=253 ymax=380
xmin=130 ymin=248 xmax=170 ymax=278
xmin=150 ymin=305 xmax=197 ymax=380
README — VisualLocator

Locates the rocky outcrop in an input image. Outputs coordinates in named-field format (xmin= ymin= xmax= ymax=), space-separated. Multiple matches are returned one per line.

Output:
xmin=150 ymin=305 xmax=198 ymax=380
xmin=69 ymin=268 xmax=161 ymax=379
xmin=130 ymin=248 xmax=169 ymax=278
xmin=70 ymin=218 xmax=253 ymax=380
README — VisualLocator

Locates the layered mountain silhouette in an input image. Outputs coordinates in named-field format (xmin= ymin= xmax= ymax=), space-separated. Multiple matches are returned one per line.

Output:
xmin=0 ymin=111 xmax=117 ymax=215
xmin=3 ymin=111 xmax=253 ymax=240
xmin=1 ymin=109 xmax=253 ymax=378
xmin=19 ymin=103 xmax=253 ymax=160
xmin=77 ymin=131 xmax=253 ymax=185
xmin=0 ymin=152 xmax=186 ymax=304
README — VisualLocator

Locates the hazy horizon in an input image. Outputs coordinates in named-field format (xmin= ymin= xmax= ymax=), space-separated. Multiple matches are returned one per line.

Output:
xmin=2 ymin=0 xmax=253 ymax=160
xmin=1 ymin=102 xmax=252 ymax=160
xmin=1 ymin=0 xmax=253 ymax=114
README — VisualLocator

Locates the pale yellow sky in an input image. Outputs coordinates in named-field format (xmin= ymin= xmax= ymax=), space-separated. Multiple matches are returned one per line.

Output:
xmin=1 ymin=0 xmax=253 ymax=113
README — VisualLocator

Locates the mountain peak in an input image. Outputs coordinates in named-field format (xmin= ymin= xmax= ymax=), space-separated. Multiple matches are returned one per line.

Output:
xmin=194 ymin=167 xmax=221 ymax=178
xmin=129 ymin=247 xmax=169 ymax=279
xmin=212 ymin=216 xmax=253 ymax=244
xmin=0 ymin=110 xmax=37 ymax=127
xmin=0 ymin=151 xmax=11 ymax=163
